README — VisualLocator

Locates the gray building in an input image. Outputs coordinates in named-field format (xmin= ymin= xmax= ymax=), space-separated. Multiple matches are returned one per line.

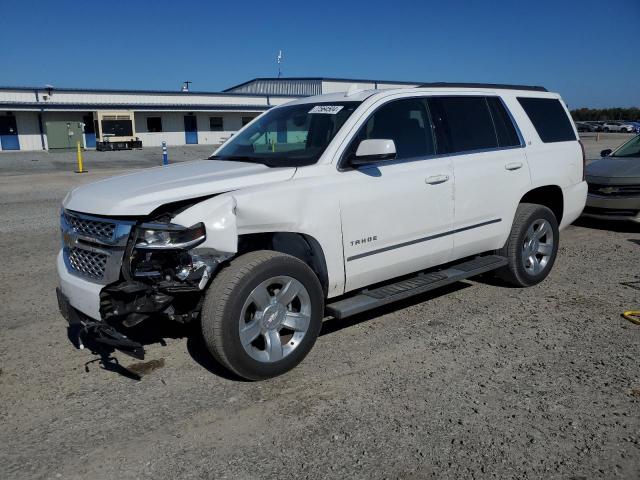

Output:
xmin=0 ymin=77 xmax=419 ymax=152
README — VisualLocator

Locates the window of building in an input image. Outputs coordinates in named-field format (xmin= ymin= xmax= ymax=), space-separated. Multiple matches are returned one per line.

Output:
xmin=517 ymin=97 xmax=576 ymax=143
xmin=428 ymin=96 xmax=497 ymax=154
xmin=346 ymin=98 xmax=435 ymax=160
xmin=209 ymin=116 xmax=223 ymax=131
xmin=146 ymin=116 xmax=163 ymax=133
xmin=101 ymin=119 xmax=133 ymax=137
xmin=486 ymin=97 xmax=521 ymax=147
xmin=242 ymin=116 xmax=255 ymax=126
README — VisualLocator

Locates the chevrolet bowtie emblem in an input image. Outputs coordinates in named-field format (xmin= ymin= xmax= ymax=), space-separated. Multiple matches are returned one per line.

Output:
xmin=599 ymin=187 xmax=619 ymax=194
xmin=62 ymin=230 xmax=78 ymax=246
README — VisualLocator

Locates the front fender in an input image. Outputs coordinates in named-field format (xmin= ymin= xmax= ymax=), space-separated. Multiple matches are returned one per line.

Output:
xmin=172 ymin=195 xmax=238 ymax=254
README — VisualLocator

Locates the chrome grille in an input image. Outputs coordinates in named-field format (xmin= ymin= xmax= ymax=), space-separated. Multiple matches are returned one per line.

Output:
xmin=64 ymin=212 xmax=116 ymax=242
xmin=61 ymin=210 xmax=135 ymax=285
xmin=68 ymin=248 xmax=108 ymax=280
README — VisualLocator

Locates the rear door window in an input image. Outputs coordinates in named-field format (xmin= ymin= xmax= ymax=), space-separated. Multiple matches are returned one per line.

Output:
xmin=517 ymin=97 xmax=576 ymax=143
xmin=427 ymin=96 xmax=498 ymax=154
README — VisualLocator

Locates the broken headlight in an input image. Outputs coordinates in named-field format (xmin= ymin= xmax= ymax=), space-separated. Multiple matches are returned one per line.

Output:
xmin=135 ymin=222 xmax=206 ymax=250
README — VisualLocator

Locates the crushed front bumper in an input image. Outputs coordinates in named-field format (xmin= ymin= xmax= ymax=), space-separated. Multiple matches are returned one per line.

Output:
xmin=57 ymin=287 xmax=145 ymax=359
xmin=57 ymin=250 xmax=103 ymax=319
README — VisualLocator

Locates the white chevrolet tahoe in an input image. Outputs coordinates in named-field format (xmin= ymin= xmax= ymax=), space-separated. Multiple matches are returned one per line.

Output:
xmin=57 ymin=83 xmax=587 ymax=380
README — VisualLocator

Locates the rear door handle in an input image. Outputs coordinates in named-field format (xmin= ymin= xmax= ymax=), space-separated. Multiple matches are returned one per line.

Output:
xmin=425 ymin=174 xmax=450 ymax=185
xmin=505 ymin=162 xmax=523 ymax=171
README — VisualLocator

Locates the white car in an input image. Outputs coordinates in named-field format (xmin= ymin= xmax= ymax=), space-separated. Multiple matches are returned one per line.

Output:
xmin=602 ymin=122 xmax=635 ymax=133
xmin=57 ymin=83 xmax=587 ymax=380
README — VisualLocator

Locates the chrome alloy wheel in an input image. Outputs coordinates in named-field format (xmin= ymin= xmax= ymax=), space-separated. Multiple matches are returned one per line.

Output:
xmin=522 ymin=219 xmax=554 ymax=275
xmin=239 ymin=276 xmax=311 ymax=363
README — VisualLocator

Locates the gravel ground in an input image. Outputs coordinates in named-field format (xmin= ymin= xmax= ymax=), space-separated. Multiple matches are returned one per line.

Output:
xmin=0 ymin=143 xmax=639 ymax=480
xmin=0 ymin=144 xmax=215 ymax=176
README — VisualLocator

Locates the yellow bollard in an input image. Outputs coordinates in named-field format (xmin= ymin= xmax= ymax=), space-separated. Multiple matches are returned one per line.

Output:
xmin=75 ymin=141 xmax=87 ymax=173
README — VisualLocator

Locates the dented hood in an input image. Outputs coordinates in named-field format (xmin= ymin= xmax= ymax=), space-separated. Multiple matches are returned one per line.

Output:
xmin=63 ymin=160 xmax=296 ymax=216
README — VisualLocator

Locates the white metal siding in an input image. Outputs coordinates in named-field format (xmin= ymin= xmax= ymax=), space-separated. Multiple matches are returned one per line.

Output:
xmin=0 ymin=90 xmax=292 ymax=108
xmin=321 ymin=81 xmax=376 ymax=93
xmin=135 ymin=112 xmax=186 ymax=147
xmin=321 ymin=80 xmax=419 ymax=94
xmin=196 ymin=113 xmax=241 ymax=146
xmin=134 ymin=112 xmax=256 ymax=148
xmin=15 ymin=112 xmax=44 ymax=151
xmin=0 ymin=89 xmax=38 ymax=103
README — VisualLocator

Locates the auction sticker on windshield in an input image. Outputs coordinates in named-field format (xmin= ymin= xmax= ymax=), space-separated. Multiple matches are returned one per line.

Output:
xmin=308 ymin=105 xmax=344 ymax=114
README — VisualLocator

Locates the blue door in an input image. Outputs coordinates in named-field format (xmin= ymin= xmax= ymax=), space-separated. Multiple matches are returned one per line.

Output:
xmin=184 ymin=115 xmax=198 ymax=144
xmin=0 ymin=115 xmax=20 ymax=150
xmin=83 ymin=114 xmax=96 ymax=148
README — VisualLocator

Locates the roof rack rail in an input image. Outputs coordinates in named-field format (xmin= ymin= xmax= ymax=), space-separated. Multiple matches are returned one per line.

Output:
xmin=416 ymin=82 xmax=547 ymax=92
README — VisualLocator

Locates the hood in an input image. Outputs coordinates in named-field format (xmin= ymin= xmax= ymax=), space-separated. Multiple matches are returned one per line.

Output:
xmin=586 ymin=157 xmax=640 ymax=184
xmin=63 ymin=160 xmax=296 ymax=216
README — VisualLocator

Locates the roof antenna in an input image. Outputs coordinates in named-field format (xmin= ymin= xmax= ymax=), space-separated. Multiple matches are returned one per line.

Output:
xmin=276 ymin=50 xmax=284 ymax=78
xmin=181 ymin=81 xmax=192 ymax=92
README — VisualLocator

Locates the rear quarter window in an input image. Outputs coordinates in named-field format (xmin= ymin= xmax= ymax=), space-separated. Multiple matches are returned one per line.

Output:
xmin=517 ymin=97 xmax=576 ymax=143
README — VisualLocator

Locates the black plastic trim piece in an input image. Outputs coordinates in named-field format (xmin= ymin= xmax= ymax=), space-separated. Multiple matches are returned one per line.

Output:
xmin=346 ymin=219 xmax=502 ymax=261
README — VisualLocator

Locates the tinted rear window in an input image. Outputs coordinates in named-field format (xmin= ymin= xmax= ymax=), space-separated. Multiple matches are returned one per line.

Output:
xmin=517 ymin=97 xmax=576 ymax=143
xmin=428 ymin=96 xmax=498 ymax=154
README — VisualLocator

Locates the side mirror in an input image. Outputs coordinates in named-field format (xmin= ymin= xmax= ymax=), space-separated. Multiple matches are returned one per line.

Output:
xmin=600 ymin=149 xmax=612 ymax=157
xmin=350 ymin=139 xmax=396 ymax=167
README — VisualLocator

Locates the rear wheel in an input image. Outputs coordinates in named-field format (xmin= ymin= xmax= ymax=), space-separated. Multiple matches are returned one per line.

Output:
xmin=201 ymin=250 xmax=324 ymax=380
xmin=495 ymin=203 xmax=559 ymax=287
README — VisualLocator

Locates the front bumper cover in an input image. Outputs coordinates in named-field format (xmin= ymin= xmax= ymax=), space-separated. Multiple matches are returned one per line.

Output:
xmin=584 ymin=194 xmax=640 ymax=222
xmin=57 ymin=287 xmax=145 ymax=359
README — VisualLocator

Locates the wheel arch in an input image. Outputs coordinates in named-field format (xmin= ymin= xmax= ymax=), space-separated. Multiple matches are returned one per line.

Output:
xmin=519 ymin=185 xmax=564 ymax=224
xmin=237 ymin=231 xmax=330 ymax=297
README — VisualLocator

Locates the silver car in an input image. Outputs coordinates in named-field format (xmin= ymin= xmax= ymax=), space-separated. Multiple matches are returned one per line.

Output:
xmin=584 ymin=135 xmax=640 ymax=222
xmin=601 ymin=121 xmax=635 ymax=133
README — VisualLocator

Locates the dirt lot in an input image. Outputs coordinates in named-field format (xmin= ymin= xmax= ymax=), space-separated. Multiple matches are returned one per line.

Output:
xmin=0 ymin=143 xmax=639 ymax=479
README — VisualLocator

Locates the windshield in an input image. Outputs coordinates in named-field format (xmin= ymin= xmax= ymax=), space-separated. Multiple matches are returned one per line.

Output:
xmin=210 ymin=102 xmax=360 ymax=167
xmin=611 ymin=135 xmax=640 ymax=158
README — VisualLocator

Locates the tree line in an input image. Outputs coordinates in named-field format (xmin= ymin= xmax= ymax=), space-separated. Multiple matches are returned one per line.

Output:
xmin=571 ymin=107 xmax=640 ymax=121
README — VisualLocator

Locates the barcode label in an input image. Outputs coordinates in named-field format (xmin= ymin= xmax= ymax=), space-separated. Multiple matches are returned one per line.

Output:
xmin=308 ymin=105 xmax=344 ymax=114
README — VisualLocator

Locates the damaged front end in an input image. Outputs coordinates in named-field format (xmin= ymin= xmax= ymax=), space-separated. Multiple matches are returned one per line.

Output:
xmin=60 ymin=196 xmax=237 ymax=358
xmin=101 ymin=221 xmax=230 ymax=327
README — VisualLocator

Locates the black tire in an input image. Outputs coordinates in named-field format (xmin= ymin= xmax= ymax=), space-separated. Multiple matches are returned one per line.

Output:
xmin=201 ymin=250 xmax=324 ymax=380
xmin=603 ymin=127 xmax=610 ymax=132
xmin=495 ymin=203 xmax=559 ymax=287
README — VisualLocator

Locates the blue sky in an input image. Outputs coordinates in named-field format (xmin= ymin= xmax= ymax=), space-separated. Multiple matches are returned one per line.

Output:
xmin=0 ymin=0 xmax=638 ymax=108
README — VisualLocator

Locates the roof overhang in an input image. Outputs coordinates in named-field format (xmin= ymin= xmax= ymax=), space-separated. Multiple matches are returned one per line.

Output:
xmin=0 ymin=103 xmax=272 ymax=112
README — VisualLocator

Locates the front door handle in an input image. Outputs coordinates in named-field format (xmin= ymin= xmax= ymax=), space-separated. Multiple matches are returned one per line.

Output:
xmin=425 ymin=174 xmax=450 ymax=185
xmin=505 ymin=161 xmax=523 ymax=171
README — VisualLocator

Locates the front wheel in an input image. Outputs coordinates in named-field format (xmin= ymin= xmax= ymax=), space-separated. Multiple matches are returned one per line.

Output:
xmin=201 ymin=250 xmax=324 ymax=380
xmin=495 ymin=203 xmax=559 ymax=287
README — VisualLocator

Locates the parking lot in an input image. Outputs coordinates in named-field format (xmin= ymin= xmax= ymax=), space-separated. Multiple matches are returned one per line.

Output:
xmin=0 ymin=135 xmax=639 ymax=479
